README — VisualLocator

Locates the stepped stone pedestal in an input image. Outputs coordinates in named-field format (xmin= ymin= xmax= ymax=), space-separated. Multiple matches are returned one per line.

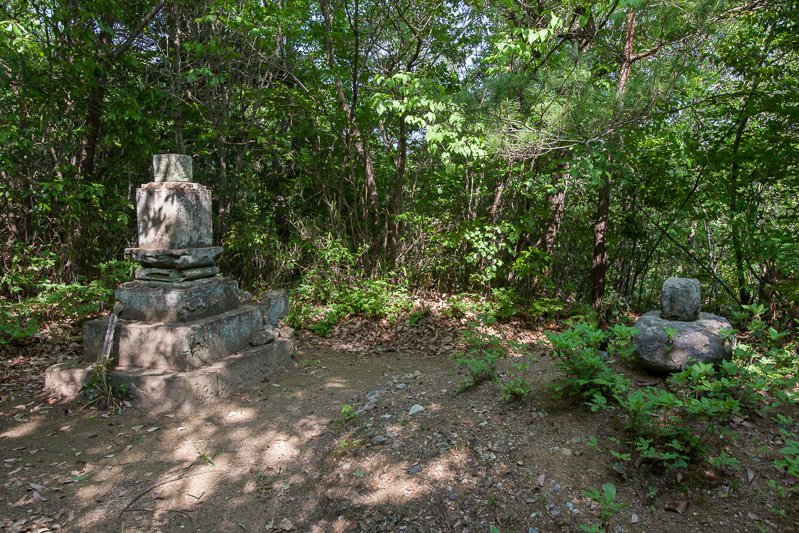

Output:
xmin=45 ymin=154 xmax=293 ymax=412
xmin=634 ymin=277 xmax=734 ymax=372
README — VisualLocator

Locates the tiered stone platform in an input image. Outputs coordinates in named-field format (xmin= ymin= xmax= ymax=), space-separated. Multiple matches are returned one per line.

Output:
xmin=45 ymin=154 xmax=293 ymax=413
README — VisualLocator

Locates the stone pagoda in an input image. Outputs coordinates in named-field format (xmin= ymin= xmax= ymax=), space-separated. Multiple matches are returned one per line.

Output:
xmin=634 ymin=277 xmax=734 ymax=372
xmin=46 ymin=155 xmax=294 ymax=412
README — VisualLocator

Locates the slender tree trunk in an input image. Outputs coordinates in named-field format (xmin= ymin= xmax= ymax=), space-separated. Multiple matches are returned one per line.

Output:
xmin=78 ymin=83 xmax=106 ymax=181
xmin=389 ymin=118 xmax=407 ymax=268
xmin=541 ymin=162 xmax=569 ymax=254
xmin=490 ymin=175 xmax=507 ymax=225
xmin=319 ymin=0 xmax=378 ymax=239
xmin=173 ymin=2 xmax=185 ymax=154
xmin=591 ymin=172 xmax=611 ymax=309
xmin=530 ymin=161 xmax=569 ymax=295
xmin=590 ymin=8 xmax=635 ymax=310
xmin=729 ymin=102 xmax=753 ymax=306
xmin=70 ymin=1 xmax=167 ymax=277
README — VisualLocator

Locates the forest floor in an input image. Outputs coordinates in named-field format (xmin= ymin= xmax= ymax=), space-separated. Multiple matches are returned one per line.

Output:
xmin=0 ymin=312 xmax=797 ymax=533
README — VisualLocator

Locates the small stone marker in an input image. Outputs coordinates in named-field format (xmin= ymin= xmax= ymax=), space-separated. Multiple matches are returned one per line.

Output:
xmin=661 ymin=277 xmax=701 ymax=321
xmin=634 ymin=277 xmax=734 ymax=372
xmin=152 ymin=154 xmax=192 ymax=182
xmin=262 ymin=290 xmax=290 ymax=327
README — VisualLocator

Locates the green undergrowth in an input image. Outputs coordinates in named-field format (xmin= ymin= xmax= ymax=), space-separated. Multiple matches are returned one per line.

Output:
xmin=547 ymin=306 xmax=799 ymax=476
xmin=449 ymin=314 xmax=536 ymax=401
xmin=0 ymin=247 xmax=134 ymax=343
xmin=287 ymin=277 xmax=415 ymax=336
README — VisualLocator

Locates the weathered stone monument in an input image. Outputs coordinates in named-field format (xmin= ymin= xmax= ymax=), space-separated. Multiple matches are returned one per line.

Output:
xmin=45 ymin=154 xmax=294 ymax=412
xmin=633 ymin=277 xmax=734 ymax=372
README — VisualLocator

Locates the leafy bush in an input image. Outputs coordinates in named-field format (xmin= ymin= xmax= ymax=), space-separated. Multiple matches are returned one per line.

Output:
xmin=284 ymin=238 xmax=420 ymax=334
xmin=617 ymin=364 xmax=740 ymax=469
xmin=501 ymin=377 xmax=533 ymax=402
xmin=0 ymin=250 xmax=133 ymax=343
xmin=582 ymin=482 xmax=629 ymax=524
xmin=775 ymin=439 xmax=799 ymax=483
xmin=527 ymin=296 xmax=566 ymax=321
xmin=451 ymin=315 xmax=524 ymax=392
xmin=546 ymin=322 xmax=631 ymax=403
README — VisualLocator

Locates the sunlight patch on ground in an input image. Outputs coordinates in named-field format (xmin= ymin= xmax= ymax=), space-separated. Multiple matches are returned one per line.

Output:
xmin=352 ymin=476 xmax=431 ymax=506
xmin=322 ymin=378 xmax=350 ymax=389
xmin=0 ymin=419 xmax=44 ymax=439
xmin=220 ymin=407 xmax=257 ymax=422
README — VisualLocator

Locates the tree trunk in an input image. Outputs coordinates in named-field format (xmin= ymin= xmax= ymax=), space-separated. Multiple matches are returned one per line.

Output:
xmin=590 ymin=8 xmax=635 ymax=310
xmin=389 ymin=118 xmax=407 ymax=268
xmin=541 ymin=162 xmax=569 ymax=254
xmin=591 ymin=172 xmax=611 ymax=309
xmin=173 ymin=2 xmax=186 ymax=154
xmin=319 ymin=0 xmax=378 ymax=240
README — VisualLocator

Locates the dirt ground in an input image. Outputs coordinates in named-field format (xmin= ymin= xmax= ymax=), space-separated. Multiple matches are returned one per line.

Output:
xmin=1 ymin=316 xmax=797 ymax=533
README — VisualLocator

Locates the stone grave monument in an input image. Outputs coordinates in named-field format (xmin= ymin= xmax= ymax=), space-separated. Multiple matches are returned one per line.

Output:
xmin=45 ymin=154 xmax=294 ymax=412
xmin=633 ymin=277 xmax=735 ymax=372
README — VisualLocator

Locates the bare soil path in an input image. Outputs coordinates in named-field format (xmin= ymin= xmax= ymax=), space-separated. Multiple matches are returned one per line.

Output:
xmin=1 ymin=318 xmax=797 ymax=532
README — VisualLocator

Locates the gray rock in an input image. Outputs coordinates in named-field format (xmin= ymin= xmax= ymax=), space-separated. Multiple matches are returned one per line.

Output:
xmin=634 ymin=311 xmax=735 ymax=372
xmin=408 ymin=465 xmax=421 ymax=474
xmin=661 ymin=277 xmax=701 ymax=321
xmin=153 ymin=154 xmax=192 ymax=182
xmin=251 ymin=327 xmax=276 ymax=346
xmin=262 ymin=290 xmax=290 ymax=326
xmin=396 ymin=383 xmax=407 ymax=390
xmin=137 ymin=182 xmax=213 ymax=249
xmin=125 ymin=246 xmax=223 ymax=269
xmin=83 ymin=305 xmax=265 ymax=371
xmin=115 ymin=277 xmax=240 ymax=322
xmin=135 ymin=265 xmax=219 ymax=282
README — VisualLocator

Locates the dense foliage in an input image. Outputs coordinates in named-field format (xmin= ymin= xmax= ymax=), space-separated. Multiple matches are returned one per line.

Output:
xmin=1 ymin=0 xmax=798 ymax=339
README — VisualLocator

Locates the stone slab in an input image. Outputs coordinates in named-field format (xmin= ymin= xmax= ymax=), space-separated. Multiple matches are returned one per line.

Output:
xmin=125 ymin=246 xmax=223 ymax=269
xmin=153 ymin=154 xmax=192 ymax=182
xmin=45 ymin=338 xmax=295 ymax=414
xmin=634 ymin=311 xmax=735 ymax=372
xmin=83 ymin=305 xmax=265 ymax=371
xmin=115 ymin=277 xmax=240 ymax=322
xmin=661 ymin=277 xmax=701 ymax=321
xmin=135 ymin=265 xmax=219 ymax=282
xmin=137 ymin=182 xmax=212 ymax=249
xmin=261 ymin=290 xmax=290 ymax=326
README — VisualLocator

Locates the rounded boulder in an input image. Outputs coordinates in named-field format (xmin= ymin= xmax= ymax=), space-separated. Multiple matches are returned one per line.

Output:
xmin=633 ymin=311 xmax=735 ymax=372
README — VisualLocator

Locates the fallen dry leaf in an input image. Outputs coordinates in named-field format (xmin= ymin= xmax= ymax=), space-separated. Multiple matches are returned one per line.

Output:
xmin=151 ymin=491 xmax=166 ymax=500
xmin=665 ymin=500 xmax=688 ymax=514
xmin=33 ymin=491 xmax=47 ymax=502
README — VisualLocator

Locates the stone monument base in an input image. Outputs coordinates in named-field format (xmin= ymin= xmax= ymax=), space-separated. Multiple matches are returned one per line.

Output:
xmin=633 ymin=311 xmax=735 ymax=372
xmin=43 ymin=153 xmax=293 ymax=413
xmin=45 ymin=337 xmax=294 ymax=414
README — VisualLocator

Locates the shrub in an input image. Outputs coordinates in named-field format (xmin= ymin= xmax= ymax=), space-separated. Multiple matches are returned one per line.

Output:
xmin=0 ymin=251 xmax=133 ymax=343
xmin=546 ymin=322 xmax=630 ymax=403
xmin=451 ymin=314 xmax=524 ymax=392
